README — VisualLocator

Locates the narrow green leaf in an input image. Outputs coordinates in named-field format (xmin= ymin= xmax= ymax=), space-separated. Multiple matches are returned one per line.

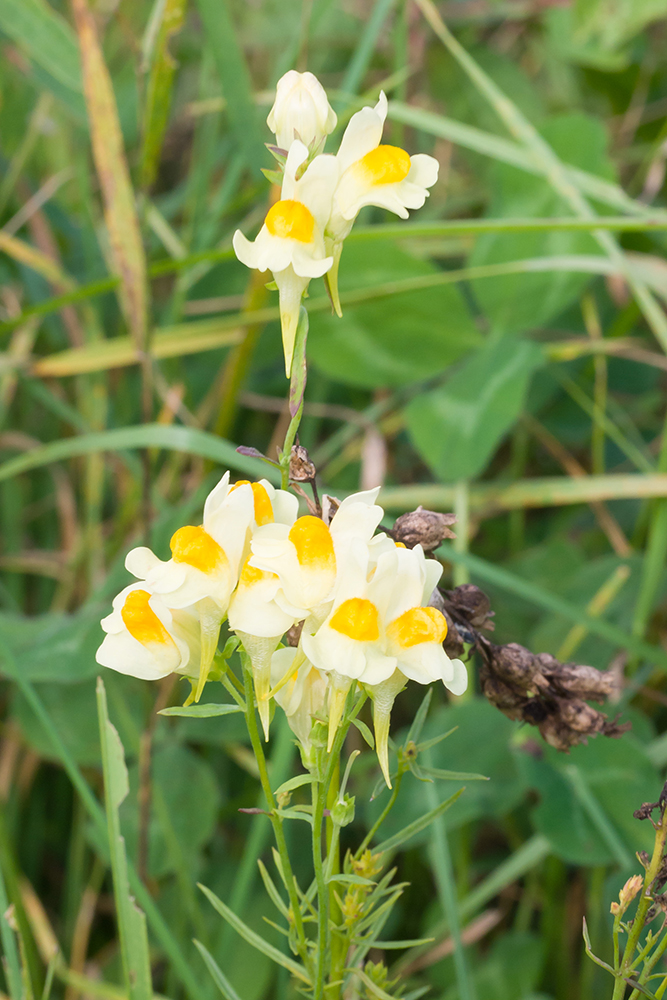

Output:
xmin=373 ymin=789 xmax=464 ymax=855
xmin=96 ymin=679 xmax=152 ymax=1000
xmin=417 ymin=767 xmax=489 ymax=782
xmin=368 ymin=938 xmax=434 ymax=949
xmin=351 ymin=717 xmax=374 ymax=750
xmin=0 ymin=0 xmax=82 ymax=93
xmin=0 ymin=864 xmax=22 ymax=1000
xmin=339 ymin=0 xmax=398 ymax=99
xmin=193 ymin=941 xmax=244 ymax=1000
xmin=159 ymin=704 xmax=243 ymax=718
xmin=193 ymin=0 xmax=264 ymax=174
xmin=326 ymin=874 xmax=376 ymax=886
xmin=436 ymin=542 xmax=667 ymax=671
xmin=0 ymin=424 xmax=281 ymax=485
xmin=256 ymin=860 xmax=289 ymax=920
xmin=197 ymin=883 xmax=310 ymax=984
xmin=71 ymin=0 xmax=148 ymax=352
xmin=406 ymin=689 xmax=432 ymax=746
xmin=140 ymin=0 xmax=187 ymax=189
xmin=273 ymin=774 xmax=313 ymax=797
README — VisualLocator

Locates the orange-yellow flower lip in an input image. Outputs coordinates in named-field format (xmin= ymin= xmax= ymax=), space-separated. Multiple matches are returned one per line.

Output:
xmin=265 ymin=199 xmax=315 ymax=243
xmin=170 ymin=525 xmax=228 ymax=575
xmin=387 ymin=606 xmax=447 ymax=648
xmin=121 ymin=590 xmax=175 ymax=648
xmin=330 ymin=597 xmax=380 ymax=642
xmin=357 ymin=145 xmax=411 ymax=186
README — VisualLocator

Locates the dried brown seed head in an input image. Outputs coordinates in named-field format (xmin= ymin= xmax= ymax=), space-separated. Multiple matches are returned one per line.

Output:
xmin=392 ymin=507 xmax=456 ymax=551
xmin=289 ymin=444 xmax=317 ymax=482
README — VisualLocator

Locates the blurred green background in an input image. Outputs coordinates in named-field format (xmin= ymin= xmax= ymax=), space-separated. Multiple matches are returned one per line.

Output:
xmin=2 ymin=0 xmax=667 ymax=998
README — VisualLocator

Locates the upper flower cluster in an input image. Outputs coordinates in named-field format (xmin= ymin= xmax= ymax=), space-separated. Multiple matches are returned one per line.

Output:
xmin=233 ymin=71 xmax=439 ymax=378
xmin=97 ymin=473 xmax=466 ymax=785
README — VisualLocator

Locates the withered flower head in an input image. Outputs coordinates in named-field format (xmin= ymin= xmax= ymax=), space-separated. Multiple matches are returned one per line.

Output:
xmin=289 ymin=444 xmax=317 ymax=483
xmin=392 ymin=506 xmax=456 ymax=551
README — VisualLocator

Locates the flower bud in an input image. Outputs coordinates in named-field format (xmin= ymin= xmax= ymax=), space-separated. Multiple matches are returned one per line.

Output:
xmin=330 ymin=793 xmax=355 ymax=828
xmin=267 ymin=71 xmax=337 ymax=153
xmin=619 ymin=875 xmax=643 ymax=909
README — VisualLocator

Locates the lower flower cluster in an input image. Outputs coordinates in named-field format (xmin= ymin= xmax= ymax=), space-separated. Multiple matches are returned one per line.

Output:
xmin=96 ymin=473 xmax=467 ymax=784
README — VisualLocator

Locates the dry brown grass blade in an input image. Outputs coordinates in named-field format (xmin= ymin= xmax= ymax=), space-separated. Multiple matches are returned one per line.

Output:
xmin=70 ymin=0 xmax=148 ymax=353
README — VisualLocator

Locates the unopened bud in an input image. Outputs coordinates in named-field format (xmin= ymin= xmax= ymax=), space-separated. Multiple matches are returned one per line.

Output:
xmin=289 ymin=444 xmax=316 ymax=482
xmin=392 ymin=507 xmax=456 ymax=551
xmin=267 ymin=70 xmax=337 ymax=153
xmin=610 ymin=901 xmax=621 ymax=915
xmin=331 ymin=793 xmax=355 ymax=828
xmin=619 ymin=875 xmax=643 ymax=908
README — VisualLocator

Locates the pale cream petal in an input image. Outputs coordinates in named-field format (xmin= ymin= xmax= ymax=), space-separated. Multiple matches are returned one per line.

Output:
xmin=125 ymin=546 xmax=162 ymax=579
xmin=445 ymin=658 xmax=469 ymax=696
xmin=281 ymin=140 xmax=310 ymax=199
xmin=202 ymin=471 xmax=231 ymax=523
xmin=233 ymin=229 xmax=262 ymax=270
xmin=407 ymin=153 xmax=439 ymax=189
xmin=96 ymin=630 xmax=179 ymax=680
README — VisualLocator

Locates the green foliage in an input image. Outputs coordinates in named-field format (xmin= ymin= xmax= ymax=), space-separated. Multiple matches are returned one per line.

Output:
xmin=2 ymin=1 xmax=667 ymax=999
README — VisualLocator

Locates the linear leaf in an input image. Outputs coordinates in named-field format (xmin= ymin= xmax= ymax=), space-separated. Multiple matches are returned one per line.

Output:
xmin=71 ymin=0 xmax=148 ymax=351
xmin=197 ymin=883 xmax=310 ymax=983
xmin=273 ymin=774 xmax=313 ymax=797
xmin=193 ymin=941 xmax=244 ymax=1000
xmin=0 ymin=0 xmax=82 ymax=93
xmin=140 ymin=0 xmax=187 ymax=189
xmin=159 ymin=704 xmax=243 ymax=718
xmin=0 ymin=424 xmax=281 ymax=485
xmin=193 ymin=0 xmax=264 ymax=174
xmin=417 ymin=767 xmax=489 ymax=782
xmin=0 ymin=232 xmax=76 ymax=290
xmin=96 ymin=679 xmax=152 ymax=1000
xmin=373 ymin=789 xmax=464 ymax=854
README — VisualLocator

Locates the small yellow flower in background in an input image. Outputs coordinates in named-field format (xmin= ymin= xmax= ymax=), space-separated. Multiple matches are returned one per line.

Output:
xmin=267 ymin=70 xmax=337 ymax=153
xmin=96 ymin=584 xmax=201 ymax=681
xmin=233 ymin=140 xmax=338 ymax=376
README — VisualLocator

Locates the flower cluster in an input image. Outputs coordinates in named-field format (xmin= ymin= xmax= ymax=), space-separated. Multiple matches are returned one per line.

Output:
xmin=233 ymin=71 xmax=439 ymax=377
xmin=97 ymin=474 xmax=467 ymax=785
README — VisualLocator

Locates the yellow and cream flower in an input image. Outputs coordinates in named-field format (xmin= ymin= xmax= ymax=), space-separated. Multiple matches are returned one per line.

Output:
xmin=96 ymin=584 xmax=201 ymax=682
xmin=125 ymin=473 xmax=298 ymax=702
xmin=270 ymin=646 xmax=328 ymax=763
xmin=267 ymin=70 xmax=337 ymax=153
xmin=246 ymin=487 xmax=385 ymax=626
xmin=324 ymin=92 xmax=439 ymax=314
xmin=233 ymin=140 xmax=338 ymax=376
xmin=302 ymin=543 xmax=467 ymax=773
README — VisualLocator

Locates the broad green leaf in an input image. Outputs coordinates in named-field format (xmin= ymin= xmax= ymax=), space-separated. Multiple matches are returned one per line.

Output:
xmin=0 ymin=0 xmax=82 ymax=93
xmin=96 ymin=679 xmax=152 ymax=1000
xmin=308 ymin=240 xmax=480 ymax=388
xmin=469 ymin=114 xmax=615 ymax=335
xmin=514 ymin=734 xmax=659 ymax=865
xmin=405 ymin=337 xmax=544 ymax=482
xmin=120 ymin=744 xmax=221 ymax=879
xmin=71 ymin=0 xmax=148 ymax=352
xmin=159 ymin=703 xmax=243 ymax=718
xmin=0 ymin=605 xmax=104 ymax=683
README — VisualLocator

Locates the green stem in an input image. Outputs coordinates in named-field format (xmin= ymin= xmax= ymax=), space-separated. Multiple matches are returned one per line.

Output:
xmin=241 ymin=662 xmax=307 ymax=957
xmin=312 ymin=774 xmax=328 ymax=1000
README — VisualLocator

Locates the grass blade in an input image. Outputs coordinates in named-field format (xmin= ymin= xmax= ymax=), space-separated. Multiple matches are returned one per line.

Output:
xmin=71 ymin=0 xmax=149 ymax=353
xmin=373 ymin=789 xmax=464 ymax=854
xmin=0 ymin=862 xmax=22 ymax=1000
xmin=436 ymin=542 xmax=667 ymax=671
xmin=339 ymin=0 xmax=398 ymax=100
xmin=0 ymin=232 xmax=76 ymax=290
xmin=140 ymin=0 xmax=187 ymax=190
xmin=0 ymin=657 xmax=208 ymax=1000
xmin=159 ymin=704 xmax=244 ymax=718
xmin=413 ymin=0 xmax=667 ymax=351
xmin=193 ymin=941 xmax=244 ymax=1000
xmin=197 ymin=884 xmax=310 ymax=983
xmin=96 ymin=679 xmax=152 ymax=1000
xmin=386 ymin=101 xmax=667 ymax=220
xmin=193 ymin=0 xmax=264 ymax=174
xmin=0 ymin=423 xmax=281 ymax=484
xmin=0 ymin=0 xmax=81 ymax=94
